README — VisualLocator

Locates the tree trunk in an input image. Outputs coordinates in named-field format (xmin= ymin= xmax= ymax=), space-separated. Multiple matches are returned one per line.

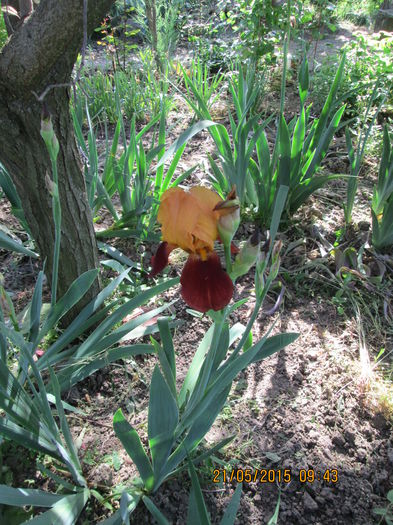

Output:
xmin=0 ymin=0 xmax=115 ymax=320
xmin=375 ymin=0 xmax=393 ymax=31
xmin=145 ymin=0 xmax=163 ymax=72
xmin=0 ymin=82 xmax=100 ymax=305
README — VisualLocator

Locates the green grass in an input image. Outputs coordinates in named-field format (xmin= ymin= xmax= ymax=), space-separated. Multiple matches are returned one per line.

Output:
xmin=336 ymin=0 xmax=384 ymax=26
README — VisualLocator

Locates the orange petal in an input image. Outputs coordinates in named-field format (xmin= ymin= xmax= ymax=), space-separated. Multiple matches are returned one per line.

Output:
xmin=180 ymin=252 xmax=233 ymax=312
xmin=158 ymin=188 xmax=194 ymax=252
xmin=189 ymin=186 xmax=222 ymax=216
xmin=149 ymin=242 xmax=176 ymax=277
xmin=158 ymin=187 xmax=222 ymax=254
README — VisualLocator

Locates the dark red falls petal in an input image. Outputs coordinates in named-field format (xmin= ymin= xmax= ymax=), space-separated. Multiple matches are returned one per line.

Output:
xmin=149 ymin=242 xmax=174 ymax=277
xmin=180 ymin=252 xmax=234 ymax=312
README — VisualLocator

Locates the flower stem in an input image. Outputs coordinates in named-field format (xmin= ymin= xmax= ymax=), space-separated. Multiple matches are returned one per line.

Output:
xmin=50 ymin=155 xmax=61 ymax=307
xmin=224 ymin=243 xmax=232 ymax=276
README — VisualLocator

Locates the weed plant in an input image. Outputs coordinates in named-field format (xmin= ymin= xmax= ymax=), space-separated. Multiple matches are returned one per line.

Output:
xmin=299 ymin=0 xmax=338 ymax=36
xmin=310 ymin=33 xmax=393 ymax=120
xmin=183 ymin=48 xmax=347 ymax=228
xmin=180 ymin=56 xmax=225 ymax=114
xmin=132 ymin=0 xmax=185 ymax=71
xmin=373 ymin=489 xmax=393 ymax=523
xmin=335 ymin=0 xmax=384 ymax=25
xmin=72 ymin=86 xmax=216 ymax=241
xmin=372 ymin=124 xmax=393 ymax=250
xmin=219 ymin=0 xmax=292 ymax=63
xmin=344 ymin=82 xmax=383 ymax=224
xmin=186 ymin=0 xmax=296 ymax=70
xmin=74 ymin=59 xmax=166 ymax=125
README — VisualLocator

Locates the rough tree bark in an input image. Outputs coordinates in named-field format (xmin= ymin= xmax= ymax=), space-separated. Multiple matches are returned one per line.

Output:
xmin=0 ymin=0 xmax=115 ymax=320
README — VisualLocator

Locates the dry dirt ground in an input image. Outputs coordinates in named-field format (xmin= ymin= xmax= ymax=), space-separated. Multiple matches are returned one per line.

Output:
xmin=1 ymin=21 xmax=393 ymax=525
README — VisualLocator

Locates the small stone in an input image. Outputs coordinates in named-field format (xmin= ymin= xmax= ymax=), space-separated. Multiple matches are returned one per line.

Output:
xmin=377 ymin=469 xmax=389 ymax=483
xmin=356 ymin=448 xmax=367 ymax=461
xmin=293 ymin=371 xmax=304 ymax=383
xmin=387 ymin=448 xmax=393 ymax=464
xmin=303 ymin=491 xmax=319 ymax=512
xmin=248 ymin=483 xmax=257 ymax=494
xmin=320 ymin=488 xmax=334 ymax=501
xmin=66 ymin=386 xmax=81 ymax=402
xmin=325 ymin=416 xmax=336 ymax=427
xmin=90 ymin=463 xmax=113 ymax=486
xmin=344 ymin=430 xmax=356 ymax=445
xmin=332 ymin=433 xmax=345 ymax=448
xmin=306 ymin=432 xmax=318 ymax=449
xmin=372 ymin=413 xmax=389 ymax=430
xmin=358 ymin=221 xmax=370 ymax=231
xmin=364 ymin=427 xmax=374 ymax=439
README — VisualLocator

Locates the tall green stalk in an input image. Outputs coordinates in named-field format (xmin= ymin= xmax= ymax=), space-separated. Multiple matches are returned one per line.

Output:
xmin=40 ymin=105 xmax=61 ymax=307
xmin=344 ymin=82 xmax=384 ymax=225
xmin=272 ymin=0 xmax=291 ymax=174
xmin=280 ymin=0 xmax=292 ymax=117
xmin=224 ymin=243 xmax=233 ymax=275
xmin=50 ymin=158 xmax=61 ymax=307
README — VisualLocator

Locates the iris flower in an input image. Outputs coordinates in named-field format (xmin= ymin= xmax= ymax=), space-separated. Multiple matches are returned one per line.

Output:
xmin=150 ymin=186 xmax=235 ymax=312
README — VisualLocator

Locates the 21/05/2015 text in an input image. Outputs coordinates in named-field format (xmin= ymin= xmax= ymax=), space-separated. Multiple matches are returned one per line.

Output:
xmin=212 ymin=469 xmax=339 ymax=484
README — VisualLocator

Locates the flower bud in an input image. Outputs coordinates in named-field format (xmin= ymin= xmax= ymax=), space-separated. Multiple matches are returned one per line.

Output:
xmin=214 ymin=186 xmax=240 ymax=247
xmin=45 ymin=173 xmax=55 ymax=196
xmin=231 ymin=229 xmax=261 ymax=280
xmin=40 ymin=103 xmax=59 ymax=160
xmin=255 ymin=237 xmax=273 ymax=298
xmin=256 ymin=238 xmax=270 ymax=274
xmin=270 ymin=240 xmax=283 ymax=280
